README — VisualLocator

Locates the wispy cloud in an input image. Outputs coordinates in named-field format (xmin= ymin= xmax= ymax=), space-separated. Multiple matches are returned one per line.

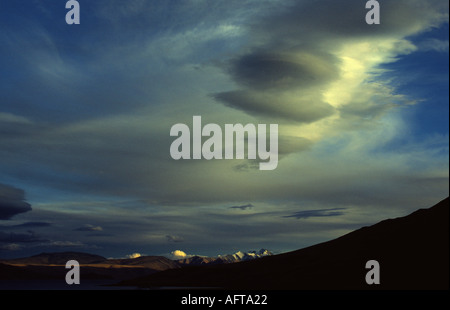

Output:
xmin=166 ymin=235 xmax=184 ymax=243
xmin=74 ymin=224 xmax=103 ymax=232
xmin=230 ymin=204 xmax=254 ymax=210
xmin=418 ymin=38 xmax=449 ymax=53
xmin=284 ymin=208 xmax=347 ymax=220
xmin=0 ymin=230 xmax=47 ymax=243
xmin=10 ymin=222 xmax=52 ymax=228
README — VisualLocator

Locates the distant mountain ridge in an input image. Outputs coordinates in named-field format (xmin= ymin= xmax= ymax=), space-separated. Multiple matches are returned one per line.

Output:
xmin=0 ymin=253 xmax=181 ymax=282
xmin=1 ymin=198 xmax=448 ymax=290
xmin=1 ymin=252 xmax=106 ymax=265
xmin=0 ymin=248 xmax=272 ymax=283
xmin=0 ymin=249 xmax=272 ymax=267
xmin=0 ymin=250 xmax=271 ymax=289
xmin=120 ymin=197 xmax=449 ymax=290
xmin=106 ymin=256 xmax=180 ymax=270
xmin=177 ymin=249 xmax=272 ymax=265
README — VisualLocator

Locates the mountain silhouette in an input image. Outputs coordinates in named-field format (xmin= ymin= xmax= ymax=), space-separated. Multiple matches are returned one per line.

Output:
xmin=0 ymin=250 xmax=267 ymax=284
xmin=120 ymin=197 xmax=449 ymax=290
xmin=2 ymin=252 xmax=106 ymax=265
xmin=105 ymin=256 xmax=180 ymax=270
xmin=0 ymin=252 xmax=181 ymax=282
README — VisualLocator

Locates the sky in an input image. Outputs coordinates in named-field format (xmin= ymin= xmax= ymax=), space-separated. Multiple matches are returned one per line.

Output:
xmin=0 ymin=0 xmax=448 ymax=259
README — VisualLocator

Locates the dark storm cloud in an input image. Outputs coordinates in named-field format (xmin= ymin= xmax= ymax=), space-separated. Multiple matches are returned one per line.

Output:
xmin=0 ymin=184 xmax=32 ymax=220
xmin=283 ymin=208 xmax=347 ymax=220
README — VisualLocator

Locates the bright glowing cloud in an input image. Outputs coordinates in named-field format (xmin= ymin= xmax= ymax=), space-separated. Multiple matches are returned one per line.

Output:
xmin=171 ymin=250 xmax=188 ymax=259
xmin=125 ymin=253 xmax=142 ymax=259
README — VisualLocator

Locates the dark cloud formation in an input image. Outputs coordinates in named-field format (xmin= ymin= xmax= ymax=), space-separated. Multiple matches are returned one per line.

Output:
xmin=0 ymin=184 xmax=32 ymax=220
xmin=251 ymin=0 xmax=448 ymax=43
xmin=230 ymin=203 xmax=254 ymax=210
xmin=284 ymin=208 xmax=347 ymax=220
xmin=214 ymin=46 xmax=339 ymax=123
xmin=74 ymin=224 xmax=103 ymax=232
xmin=10 ymin=222 xmax=52 ymax=228
xmin=227 ymin=51 xmax=339 ymax=91
xmin=0 ymin=230 xmax=46 ymax=243
xmin=0 ymin=0 xmax=447 ymax=209
xmin=214 ymin=0 xmax=448 ymax=123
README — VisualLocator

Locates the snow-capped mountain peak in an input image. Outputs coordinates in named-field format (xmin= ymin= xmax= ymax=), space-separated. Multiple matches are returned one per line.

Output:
xmin=218 ymin=249 xmax=272 ymax=263
xmin=176 ymin=249 xmax=272 ymax=266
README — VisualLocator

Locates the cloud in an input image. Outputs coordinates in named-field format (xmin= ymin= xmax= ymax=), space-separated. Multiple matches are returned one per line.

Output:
xmin=1 ymin=0 xmax=446 ymax=210
xmin=74 ymin=224 xmax=103 ymax=232
xmin=225 ymin=51 xmax=339 ymax=91
xmin=283 ymin=208 xmax=347 ymax=220
xmin=166 ymin=235 xmax=184 ymax=243
xmin=10 ymin=222 xmax=52 ymax=228
xmin=47 ymin=240 xmax=85 ymax=247
xmin=0 ymin=0 xmax=448 ymax=259
xmin=125 ymin=253 xmax=143 ymax=259
xmin=171 ymin=250 xmax=188 ymax=259
xmin=0 ymin=238 xmax=88 ymax=252
xmin=0 ymin=184 xmax=32 ymax=220
xmin=250 ymin=0 xmax=447 ymax=43
xmin=214 ymin=0 xmax=447 ymax=126
xmin=211 ymin=0 xmax=448 ymax=174
xmin=0 ymin=230 xmax=47 ymax=243
xmin=0 ymin=243 xmax=22 ymax=251
xmin=278 ymin=135 xmax=313 ymax=156
xmin=230 ymin=203 xmax=254 ymax=210
xmin=418 ymin=38 xmax=449 ymax=53
xmin=214 ymin=89 xmax=336 ymax=123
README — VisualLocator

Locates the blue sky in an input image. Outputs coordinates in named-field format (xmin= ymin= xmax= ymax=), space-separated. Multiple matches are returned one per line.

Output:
xmin=0 ymin=0 xmax=448 ymax=259
xmin=382 ymin=26 xmax=449 ymax=136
